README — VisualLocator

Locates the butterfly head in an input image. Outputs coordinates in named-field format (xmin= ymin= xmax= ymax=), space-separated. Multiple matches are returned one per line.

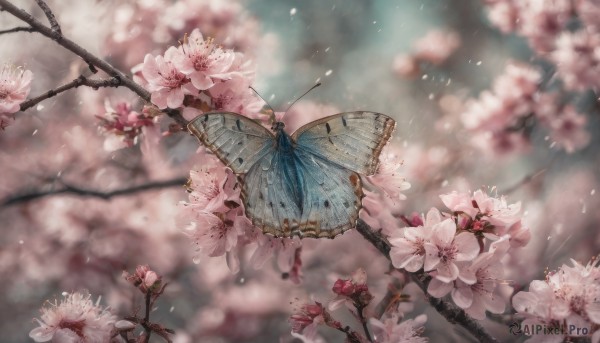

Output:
xmin=271 ymin=121 xmax=285 ymax=133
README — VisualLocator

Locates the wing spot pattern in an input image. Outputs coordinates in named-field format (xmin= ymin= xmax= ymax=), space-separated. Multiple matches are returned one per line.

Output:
xmin=324 ymin=200 xmax=330 ymax=208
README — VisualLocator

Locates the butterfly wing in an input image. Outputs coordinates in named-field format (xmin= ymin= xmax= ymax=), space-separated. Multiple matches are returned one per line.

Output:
xmin=294 ymin=149 xmax=364 ymax=238
xmin=187 ymin=112 xmax=275 ymax=174
xmin=240 ymin=147 xmax=363 ymax=239
xmin=292 ymin=111 xmax=395 ymax=175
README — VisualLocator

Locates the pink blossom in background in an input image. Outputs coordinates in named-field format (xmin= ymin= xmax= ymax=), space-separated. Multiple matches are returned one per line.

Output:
xmin=142 ymin=48 xmax=196 ymax=109
xmin=95 ymin=100 xmax=155 ymax=150
xmin=0 ymin=64 xmax=32 ymax=127
xmin=173 ymin=29 xmax=236 ymax=90
xmin=552 ymin=30 xmax=600 ymax=92
xmin=413 ymin=30 xmax=461 ymax=65
xmin=369 ymin=314 xmax=428 ymax=343
xmin=392 ymin=54 xmax=420 ymax=78
xmin=29 ymin=292 xmax=116 ymax=343
xmin=289 ymin=302 xmax=327 ymax=339
xmin=543 ymin=105 xmax=591 ymax=153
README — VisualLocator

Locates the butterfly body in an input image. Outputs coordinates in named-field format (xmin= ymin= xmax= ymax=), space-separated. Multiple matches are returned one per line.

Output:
xmin=188 ymin=111 xmax=395 ymax=239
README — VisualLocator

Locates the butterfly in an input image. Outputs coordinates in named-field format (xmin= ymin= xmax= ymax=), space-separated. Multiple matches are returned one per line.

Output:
xmin=188 ymin=111 xmax=395 ymax=239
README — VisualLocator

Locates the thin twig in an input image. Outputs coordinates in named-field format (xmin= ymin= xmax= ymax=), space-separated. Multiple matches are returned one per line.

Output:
xmin=356 ymin=304 xmax=374 ymax=342
xmin=0 ymin=26 xmax=34 ymax=34
xmin=19 ymin=75 xmax=121 ymax=111
xmin=143 ymin=292 xmax=152 ymax=343
xmin=0 ymin=0 xmax=188 ymax=128
xmin=355 ymin=219 xmax=499 ymax=343
xmin=33 ymin=0 xmax=61 ymax=35
xmin=1 ymin=178 xmax=187 ymax=207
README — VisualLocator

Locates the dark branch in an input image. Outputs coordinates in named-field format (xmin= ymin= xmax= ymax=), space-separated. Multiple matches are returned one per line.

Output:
xmin=2 ymin=178 xmax=187 ymax=207
xmin=0 ymin=0 xmax=188 ymax=128
xmin=19 ymin=75 xmax=121 ymax=111
xmin=33 ymin=0 xmax=61 ymax=35
xmin=355 ymin=219 xmax=499 ymax=343
xmin=0 ymin=26 xmax=35 ymax=34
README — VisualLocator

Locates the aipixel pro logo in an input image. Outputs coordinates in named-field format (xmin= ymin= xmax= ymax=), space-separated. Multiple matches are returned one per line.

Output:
xmin=509 ymin=322 xmax=592 ymax=336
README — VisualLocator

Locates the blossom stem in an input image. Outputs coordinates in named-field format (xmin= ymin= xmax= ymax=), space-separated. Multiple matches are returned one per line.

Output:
xmin=0 ymin=0 xmax=189 ymax=128
xmin=144 ymin=291 xmax=152 ymax=343
xmin=1 ymin=177 xmax=188 ymax=207
xmin=356 ymin=304 xmax=374 ymax=342
xmin=355 ymin=219 xmax=499 ymax=343
xmin=0 ymin=25 xmax=34 ymax=34
xmin=19 ymin=75 xmax=121 ymax=112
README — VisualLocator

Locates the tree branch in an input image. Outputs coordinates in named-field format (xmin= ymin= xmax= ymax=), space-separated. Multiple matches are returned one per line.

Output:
xmin=0 ymin=0 xmax=189 ymax=128
xmin=33 ymin=0 xmax=60 ymax=35
xmin=0 ymin=25 xmax=34 ymax=34
xmin=19 ymin=75 xmax=121 ymax=111
xmin=1 ymin=177 xmax=187 ymax=207
xmin=355 ymin=219 xmax=499 ymax=343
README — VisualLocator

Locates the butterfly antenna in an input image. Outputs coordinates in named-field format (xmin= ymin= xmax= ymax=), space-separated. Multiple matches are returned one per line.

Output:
xmin=249 ymin=86 xmax=276 ymax=123
xmin=284 ymin=82 xmax=322 ymax=115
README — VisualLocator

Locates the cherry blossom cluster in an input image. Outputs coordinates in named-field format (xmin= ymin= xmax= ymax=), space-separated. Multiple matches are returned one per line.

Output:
xmin=29 ymin=265 xmax=174 ymax=343
xmin=290 ymin=269 xmax=428 ymax=343
xmin=389 ymin=189 xmax=530 ymax=319
xmin=179 ymin=153 xmax=301 ymax=277
xmin=512 ymin=257 xmax=600 ymax=342
xmin=393 ymin=29 xmax=461 ymax=78
xmin=485 ymin=0 xmax=600 ymax=92
xmin=0 ymin=64 xmax=33 ymax=130
xmin=95 ymin=101 xmax=156 ymax=150
xmin=462 ymin=62 xmax=590 ymax=154
xmin=138 ymin=28 xmax=263 ymax=122
xmin=105 ymin=0 xmax=259 ymax=67
xmin=29 ymin=291 xmax=116 ymax=343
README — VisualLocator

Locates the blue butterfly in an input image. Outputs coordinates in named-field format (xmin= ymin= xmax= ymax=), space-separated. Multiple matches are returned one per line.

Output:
xmin=188 ymin=111 xmax=395 ymax=238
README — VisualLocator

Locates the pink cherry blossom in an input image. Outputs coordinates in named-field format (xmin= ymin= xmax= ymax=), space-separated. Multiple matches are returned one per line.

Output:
xmin=439 ymin=189 xmax=528 ymax=246
xmin=29 ymin=292 xmax=116 ymax=343
xmin=142 ymin=47 xmax=196 ymax=109
xmin=123 ymin=265 xmax=162 ymax=294
xmin=389 ymin=208 xmax=439 ymax=272
xmin=0 ymin=64 xmax=32 ymax=114
xmin=184 ymin=211 xmax=247 ymax=261
xmin=392 ymin=54 xmax=420 ymax=78
xmin=369 ymin=314 xmax=428 ymax=343
xmin=543 ymin=105 xmax=591 ymax=153
xmin=172 ymin=29 xmax=236 ymax=90
xmin=413 ymin=29 xmax=461 ymax=65
xmin=367 ymin=146 xmax=411 ymax=201
xmin=423 ymin=218 xmax=479 ymax=282
xmin=289 ymin=302 xmax=327 ymax=339
xmin=95 ymin=100 xmax=155 ymax=149
xmin=551 ymin=30 xmax=600 ymax=91
xmin=208 ymin=76 xmax=263 ymax=117
xmin=450 ymin=237 xmax=510 ymax=319
xmin=0 ymin=64 xmax=33 ymax=128
xmin=185 ymin=163 xmax=231 ymax=213
xmin=513 ymin=257 xmax=600 ymax=341
xmin=328 ymin=268 xmax=373 ymax=311
xmin=249 ymin=232 xmax=301 ymax=272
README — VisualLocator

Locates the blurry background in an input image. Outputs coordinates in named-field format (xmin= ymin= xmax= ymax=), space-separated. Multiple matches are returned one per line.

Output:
xmin=0 ymin=0 xmax=598 ymax=342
